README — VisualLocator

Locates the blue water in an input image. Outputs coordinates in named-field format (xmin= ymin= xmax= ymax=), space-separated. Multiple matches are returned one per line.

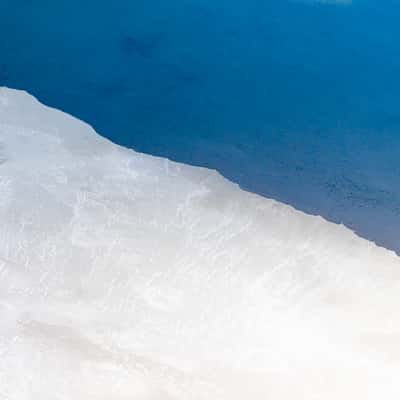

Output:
xmin=2 ymin=0 xmax=400 ymax=252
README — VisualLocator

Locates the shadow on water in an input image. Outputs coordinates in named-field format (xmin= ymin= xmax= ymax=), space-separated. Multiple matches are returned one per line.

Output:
xmin=1 ymin=0 xmax=400 ymax=253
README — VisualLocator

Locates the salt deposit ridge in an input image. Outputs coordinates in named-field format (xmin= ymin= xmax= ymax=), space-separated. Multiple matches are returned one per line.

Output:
xmin=1 ymin=87 xmax=400 ymax=399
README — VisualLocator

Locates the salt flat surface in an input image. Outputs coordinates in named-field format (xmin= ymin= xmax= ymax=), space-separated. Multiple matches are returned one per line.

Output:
xmin=1 ymin=88 xmax=400 ymax=399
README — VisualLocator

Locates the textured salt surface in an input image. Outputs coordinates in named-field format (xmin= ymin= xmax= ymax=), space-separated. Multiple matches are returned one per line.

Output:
xmin=1 ymin=88 xmax=400 ymax=399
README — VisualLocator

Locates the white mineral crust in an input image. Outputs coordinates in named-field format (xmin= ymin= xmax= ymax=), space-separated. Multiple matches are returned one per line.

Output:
xmin=1 ymin=87 xmax=400 ymax=399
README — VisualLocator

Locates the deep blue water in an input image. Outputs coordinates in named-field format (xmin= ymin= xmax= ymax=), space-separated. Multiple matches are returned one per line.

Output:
xmin=1 ymin=0 xmax=400 ymax=252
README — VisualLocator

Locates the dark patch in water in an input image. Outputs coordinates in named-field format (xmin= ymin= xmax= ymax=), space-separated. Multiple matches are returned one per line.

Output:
xmin=120 ymin=33 xmax=163 ymax=59
xmin=160 ymin=63 xmax=201 ymax=94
